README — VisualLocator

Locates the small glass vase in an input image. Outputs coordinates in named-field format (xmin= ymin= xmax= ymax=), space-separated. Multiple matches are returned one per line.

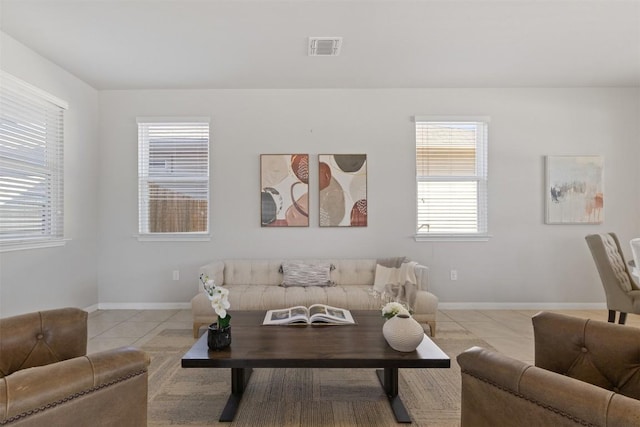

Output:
xmin=207 ymin=323 xmax=231 ymax=350
xmin=382 ymin=314 xmax=424 ymax=352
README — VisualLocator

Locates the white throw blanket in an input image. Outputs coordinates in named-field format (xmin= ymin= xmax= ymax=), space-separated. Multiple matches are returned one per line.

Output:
xmin=373 ymin=257 xmax=418 ymax=311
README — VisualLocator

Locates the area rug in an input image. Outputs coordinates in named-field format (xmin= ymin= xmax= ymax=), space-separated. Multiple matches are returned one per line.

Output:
xmin=143 ymin=328 xmax=494 ymax=427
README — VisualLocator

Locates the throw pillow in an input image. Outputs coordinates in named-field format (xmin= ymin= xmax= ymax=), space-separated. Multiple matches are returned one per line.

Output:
xmin=373 ymin=264 xmax=393 ymax=293
xmin=373 ymin=257 xmax=408 ymax=293
xmin=280 ymin=262 xmax=335 ymax=287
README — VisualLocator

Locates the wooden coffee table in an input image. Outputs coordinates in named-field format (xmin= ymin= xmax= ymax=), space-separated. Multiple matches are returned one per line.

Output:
xmin=181 ymin=310 xmax=450 ymax=423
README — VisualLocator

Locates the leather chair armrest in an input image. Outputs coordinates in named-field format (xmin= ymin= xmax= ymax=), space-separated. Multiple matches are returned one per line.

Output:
xmin=457 ymin=346 xmax=640 ymax=427
xmin=458 ymin=346 xmax=529 ymax=392
xmin=0 ymin=308 xmax=88 ymax=377
xmin=0 ymin=347 xmax=149 ymax=422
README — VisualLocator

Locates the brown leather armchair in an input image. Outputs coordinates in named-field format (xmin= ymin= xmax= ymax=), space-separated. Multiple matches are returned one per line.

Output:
xmin=457 ymin=312 xmax=640 ymax=427
xmin=0 ymin=308 xmax=150 ymax=426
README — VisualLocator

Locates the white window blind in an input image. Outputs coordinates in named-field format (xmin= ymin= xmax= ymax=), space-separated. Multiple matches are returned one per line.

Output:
xmin=415 ymin=119 xmax=488 ymax=238
xmin=0 ymin=72 xmax=67 ymax=249
xmin=137 ymin=118 xmax=210 ymax=236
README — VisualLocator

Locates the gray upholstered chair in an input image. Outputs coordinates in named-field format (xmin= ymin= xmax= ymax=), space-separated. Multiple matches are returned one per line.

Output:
xmin=585 ymin=232 xmax=640 ymax=324
xmin=631 ymin=238 xmax=640 ymax=279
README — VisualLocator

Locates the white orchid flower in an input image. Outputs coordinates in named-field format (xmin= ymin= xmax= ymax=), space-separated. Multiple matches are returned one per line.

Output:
xmin=382 ymin=302 xmax=411 ymax=319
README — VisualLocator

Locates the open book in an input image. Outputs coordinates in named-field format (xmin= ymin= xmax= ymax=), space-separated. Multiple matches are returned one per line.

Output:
xmin=262 ymin=304 xmax=355 ymax=326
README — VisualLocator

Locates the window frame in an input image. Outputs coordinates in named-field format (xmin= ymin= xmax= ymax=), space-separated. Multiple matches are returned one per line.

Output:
xmin=0 ymin=71 xmax=68 ymax=252
xmin=414 ymin=116 xmax=490 ymax=242
xmin=136 ymin=117 xmax=211 ymax=241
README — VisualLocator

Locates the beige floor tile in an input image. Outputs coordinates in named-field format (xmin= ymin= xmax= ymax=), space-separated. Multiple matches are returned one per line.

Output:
xmin=97 ymin=321 xmax=159 ymax=338
xmin=440 ymin=310 xmax=491 ymax=322
xmin=87 ymin=337 xmax=138 ymax=353
xmin=132 ymin=321 xmax=194 ymax=346
xmin=434 ymin=321 xmax=474 ymax=339
xmin=436 ymin=311 xmax=454 ymax=321
xmin=167 ymin=309 xmax=193 ymax=322
xmin=91 ymin=309 xmax=140 ymax=322
xmin=148 ymin=321 xmax=193 ymax=335
xmin=481 ymin=309 xmax=532 ymax=323
xmin=458 ymin=320 xmax=526 ymax=339
xmin=129 ymin=309 xmax=178 ymax=322
xmin=87 ymin=320 xmax=121 ymax=338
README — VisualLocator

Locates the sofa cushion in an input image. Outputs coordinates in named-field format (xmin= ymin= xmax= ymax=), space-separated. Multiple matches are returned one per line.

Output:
xmin=222 ymin=284 xmax=384 ymax=311
xmin=223 ymin=260 xmax=283 ymax=286
xmin=281 ymin=262 xmax=335 ymax=287
xmin=330 ymin=259 xmax=376 ymax=285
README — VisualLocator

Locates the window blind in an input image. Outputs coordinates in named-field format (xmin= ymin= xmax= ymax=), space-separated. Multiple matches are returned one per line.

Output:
xmin=0 ymin=72 xmax=67 ymax=247
xmin=137 ymin=119 xmax=210 ymax=235
xmin=416 ymin=120 xmax=488 ymax=235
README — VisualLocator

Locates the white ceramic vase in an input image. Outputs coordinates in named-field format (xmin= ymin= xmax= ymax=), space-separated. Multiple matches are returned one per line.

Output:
xmin=382 ymin=314 xmax=425 ymax=352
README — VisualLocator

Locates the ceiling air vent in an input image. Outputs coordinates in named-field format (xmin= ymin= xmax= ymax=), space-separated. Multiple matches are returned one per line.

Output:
xmin=308 ymin=37 xmax=342 ymax=56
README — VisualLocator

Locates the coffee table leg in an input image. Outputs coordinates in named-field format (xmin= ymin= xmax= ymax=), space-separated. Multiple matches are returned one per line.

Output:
xmin=219 ymin=367 xmax=253 ymax=422
xmin=376 ymin=368 xmax=412 ymax=423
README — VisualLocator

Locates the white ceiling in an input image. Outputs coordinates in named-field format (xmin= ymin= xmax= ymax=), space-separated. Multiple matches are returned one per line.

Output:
xmin=1 ymin=0 xmax=639 ymax=90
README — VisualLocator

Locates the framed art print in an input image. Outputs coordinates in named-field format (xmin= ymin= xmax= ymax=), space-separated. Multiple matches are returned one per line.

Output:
xmin=319 ymin=154 xmax=367 ymax=227
xmin=260 ymin=154 xmax=309 ymax=227
xmin=545 ymin=155 xmax=603 ymax=224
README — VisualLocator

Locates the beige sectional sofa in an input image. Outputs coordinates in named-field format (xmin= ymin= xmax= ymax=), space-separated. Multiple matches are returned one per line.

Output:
xmin=191 ymin=258 xmax=438 ymax=338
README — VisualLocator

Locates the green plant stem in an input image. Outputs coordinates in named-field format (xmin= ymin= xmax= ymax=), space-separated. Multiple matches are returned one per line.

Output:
xmin=218 ymin=314 xmax=231 ymax=329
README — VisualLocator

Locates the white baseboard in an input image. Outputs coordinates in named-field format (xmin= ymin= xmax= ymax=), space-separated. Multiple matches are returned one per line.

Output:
xmin=96 ymin=302 xmax=192 ymax=310
xmin=83 ymin=303 xmax=100 ymax=313
xmin=438 ymin=302 xmax=607 ymax=310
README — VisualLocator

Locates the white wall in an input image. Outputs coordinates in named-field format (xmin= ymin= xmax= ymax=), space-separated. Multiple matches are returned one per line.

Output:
xmin=98 ymin=87 xmax=640 ymax=308
xmin=0 ymin=33 xmax=100 ymax=317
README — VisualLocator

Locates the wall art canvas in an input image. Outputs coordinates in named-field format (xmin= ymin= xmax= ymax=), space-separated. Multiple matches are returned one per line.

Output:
xmin=545 ymin=155 xmax=603 ymax=224
xmin=261 ymin=154 xmax=309 ymax=227
xmin=319 ymin=154 xmax=367 ymax=227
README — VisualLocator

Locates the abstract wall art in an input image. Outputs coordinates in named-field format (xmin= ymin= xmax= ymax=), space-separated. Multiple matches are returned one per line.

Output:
xmin=260 ymin=154 xmax=309 ymax=227
xmin=319 ymin=154 xmax=367 ymax=227
xmin=545 ymin=155 xmax=603 ymax=224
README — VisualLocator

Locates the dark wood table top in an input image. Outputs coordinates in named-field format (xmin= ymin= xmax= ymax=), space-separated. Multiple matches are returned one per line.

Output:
xmin=182 ymin=310 xmax=450 ymax=369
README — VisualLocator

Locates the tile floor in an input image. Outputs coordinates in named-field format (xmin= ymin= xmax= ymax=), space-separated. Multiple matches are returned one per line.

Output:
xmin=88 ymin=308 xmax=640 ymax=365
xmin=87 ymin=309 xmax=193 ymax=354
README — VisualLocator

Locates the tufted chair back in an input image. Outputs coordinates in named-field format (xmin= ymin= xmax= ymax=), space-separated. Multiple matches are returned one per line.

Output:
xmin=585 ymin=233 xmax=640 ymax=320
xmin=632 ymin=238 xmax=640 ymax=275
xmin=533 ymin=311 xmax=640 ymax=400
xmin=0 ymin=307 xmax=87 ymax=377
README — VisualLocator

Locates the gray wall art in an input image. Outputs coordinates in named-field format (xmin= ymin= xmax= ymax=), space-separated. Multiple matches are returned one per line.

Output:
xmin=545 ymin=155 xmax=603 ymax=224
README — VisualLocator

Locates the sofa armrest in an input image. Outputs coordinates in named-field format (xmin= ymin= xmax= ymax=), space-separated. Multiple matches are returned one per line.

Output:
xmin=0 ymin=308 xmax=87 ymax=377
xmin=199 ymin=260 xmax=225 ymax=286
xmin=415 ymin=264 xmax=429 ymax=291
xmin=533 ymin=311 xmax=640 ymax=399
xmin=0 ymin=346 xmax=149 ymax=424
xmin=457 ymin=346 xmax=640 ymax=427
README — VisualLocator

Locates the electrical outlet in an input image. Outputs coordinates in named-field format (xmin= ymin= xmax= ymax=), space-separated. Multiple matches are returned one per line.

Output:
xmin=172 ymin=270 xmax=180 ymax=281
xmin=450 ymin=270 xmax=458 ymax=281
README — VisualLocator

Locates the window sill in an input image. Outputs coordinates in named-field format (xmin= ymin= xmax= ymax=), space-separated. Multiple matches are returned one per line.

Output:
xmin=414 ymin=233 xmax=491 ymax=242
xmin=135 ymin=233 xmax=211 ymax=242
xmin=0 ymin=239 xmax=69 ymax=253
